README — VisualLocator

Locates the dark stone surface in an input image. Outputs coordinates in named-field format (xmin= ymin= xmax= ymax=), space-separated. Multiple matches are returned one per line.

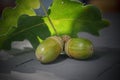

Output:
xmin=0 ymin=47 xmax=120 ymax=80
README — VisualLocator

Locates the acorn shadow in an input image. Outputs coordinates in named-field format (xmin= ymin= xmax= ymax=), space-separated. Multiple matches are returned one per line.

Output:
xmin=73 ymin=47 xmax=110 ymax=61
xmin=42 ymin=54 xmax=68 ymax=65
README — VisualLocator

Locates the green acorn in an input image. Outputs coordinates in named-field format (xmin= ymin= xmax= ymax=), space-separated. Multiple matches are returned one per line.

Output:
xmin=65 ymin=37 xmax=94 ymax=59
xmin=35 ymin=36 xmax=63 ymax=63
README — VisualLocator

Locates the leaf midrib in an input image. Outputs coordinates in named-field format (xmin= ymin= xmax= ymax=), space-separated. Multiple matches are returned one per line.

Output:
xmin=10 ymin=23 xmax=44 ymax=37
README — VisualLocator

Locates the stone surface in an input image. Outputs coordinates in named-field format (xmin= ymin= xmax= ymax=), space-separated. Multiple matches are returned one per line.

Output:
xmin=0 ymin=47 xmax=120 ymax=80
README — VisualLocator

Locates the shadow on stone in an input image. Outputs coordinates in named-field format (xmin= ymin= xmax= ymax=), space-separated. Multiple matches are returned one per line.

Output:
xmin=42 ymin=54 xmax=68 ymax=65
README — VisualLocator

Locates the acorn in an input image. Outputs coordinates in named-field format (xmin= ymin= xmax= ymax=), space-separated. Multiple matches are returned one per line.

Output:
xmin=35 ymin=36 xmax=63 ymax=63
xmin=65 ymin=37 xmax=94 ymax=59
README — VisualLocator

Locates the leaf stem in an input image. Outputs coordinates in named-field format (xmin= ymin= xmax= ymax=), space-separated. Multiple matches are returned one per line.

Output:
xmin=39 ymin=0 xmax=58 ymax=36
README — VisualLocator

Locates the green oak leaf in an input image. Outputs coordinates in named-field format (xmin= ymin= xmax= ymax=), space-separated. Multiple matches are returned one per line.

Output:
xmin=43 ymin=0 xmax=109 ymax=37
xmin=16 ymin=0 xmax=40 ymax=9
xmin=2 ymin=15 xmax=51 ymax=50
xmin=0 ymin=0 xmax=40 ymax=49
xmin=0 ymin=0 xmax=109 ymax=50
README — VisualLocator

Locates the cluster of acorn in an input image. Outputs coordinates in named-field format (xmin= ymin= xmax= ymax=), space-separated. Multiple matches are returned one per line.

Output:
xmin=35 ymin=35 xmax=94 ymax=64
